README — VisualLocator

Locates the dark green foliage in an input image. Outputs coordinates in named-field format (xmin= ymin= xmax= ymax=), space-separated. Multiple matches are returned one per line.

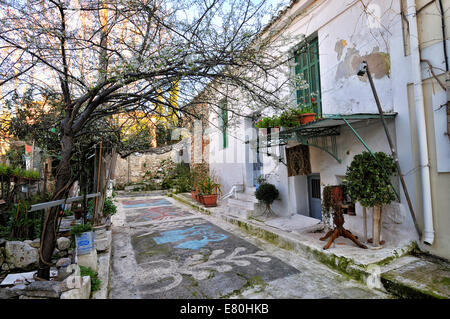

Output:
xmin=1 ymin=195 xmax=48 ymax=240
xmin=158 ymin=162 xmax=191 ymax=193
xmin=322 ymin=186 xmax=334 ymax=217
xmin=5 ymin=148 xmax=26 ymax=168
xmin=80 ymin=266 xmax=101 ymax=293
xmin=156 ymin=124 xmax=175 ymax=146
xmin=0 ymin=163 xmax=40 ymax=180
xmin=344 ymin=151 xmax=397 ymax=208
xmin=255 ymin=183 xmax=279 ymax=205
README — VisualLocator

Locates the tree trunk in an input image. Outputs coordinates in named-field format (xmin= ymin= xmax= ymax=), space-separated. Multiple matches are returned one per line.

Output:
xmin=372 ymin=206 xmax=382 ymax=247
xmin=37 ymin=133 xmax=74 ymax=280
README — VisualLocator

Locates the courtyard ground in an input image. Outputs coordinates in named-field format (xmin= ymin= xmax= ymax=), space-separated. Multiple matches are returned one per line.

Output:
xmin=109 ymin=193 xmax=390 ymax=299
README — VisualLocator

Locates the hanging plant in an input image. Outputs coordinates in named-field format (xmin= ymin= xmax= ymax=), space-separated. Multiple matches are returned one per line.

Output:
xmin=344 ymin=151 xmax=397 ymax=208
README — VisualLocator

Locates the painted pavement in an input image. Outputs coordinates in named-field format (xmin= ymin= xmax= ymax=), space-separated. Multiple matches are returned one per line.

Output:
xmin=121 ymin=198 xmax=172 ymax=209
xmin=125 ymin=206 xmax=195 ymax=224
xmin=130 ymin=218 xmax=299 ymax=298
xmin=110 ymin=195 xmax=389 ymax=299
xmin=114 ymin=196 xmax=299 ymax=298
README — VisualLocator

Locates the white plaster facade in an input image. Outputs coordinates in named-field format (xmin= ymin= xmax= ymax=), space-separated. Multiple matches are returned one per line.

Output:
xmin=200 ymin=0 xmax=450 ymax=260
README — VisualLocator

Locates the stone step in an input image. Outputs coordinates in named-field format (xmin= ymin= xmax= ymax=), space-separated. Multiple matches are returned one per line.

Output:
xmin=244 ymin=186 xmax=257 ymax=195
xmin=236 ymin=192 xmax=259 ymax=203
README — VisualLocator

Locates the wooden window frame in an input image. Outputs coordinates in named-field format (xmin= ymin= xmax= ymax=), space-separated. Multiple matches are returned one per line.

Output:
xmin=294 ymin=36 xmax=322 ymax=116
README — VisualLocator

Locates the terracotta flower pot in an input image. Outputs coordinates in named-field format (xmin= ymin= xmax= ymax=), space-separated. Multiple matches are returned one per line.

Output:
xmin=298 ymin=113 xmax=316 ymax=125
xmin=202 ymin=194 xmax=218 ymax=207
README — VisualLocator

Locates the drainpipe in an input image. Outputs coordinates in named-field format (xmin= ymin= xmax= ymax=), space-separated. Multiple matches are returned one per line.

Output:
xmin=407 ymin=0 xmax=434 ymax=245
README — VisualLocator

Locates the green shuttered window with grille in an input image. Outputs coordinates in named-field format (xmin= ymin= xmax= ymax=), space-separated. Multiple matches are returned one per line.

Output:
xmin=220 ymin=100 xmax=228 ymax=149
xmin=295 ymin=36 xmax=322 ymax=116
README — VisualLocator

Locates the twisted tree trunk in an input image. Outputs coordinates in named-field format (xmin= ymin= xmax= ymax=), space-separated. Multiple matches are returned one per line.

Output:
xmin=37 ymin=133 xmax=74 ymax=280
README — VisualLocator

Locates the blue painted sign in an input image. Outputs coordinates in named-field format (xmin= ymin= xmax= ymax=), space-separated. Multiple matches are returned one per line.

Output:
xmin=76 ymin=231 xmax=95 ymax=255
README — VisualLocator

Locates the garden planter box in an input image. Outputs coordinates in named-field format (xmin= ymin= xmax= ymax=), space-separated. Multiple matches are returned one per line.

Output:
xmin=75 ymin=231 xmax=95 ymax=256
xmin=202 ymin=195 xmax=218 ymax=207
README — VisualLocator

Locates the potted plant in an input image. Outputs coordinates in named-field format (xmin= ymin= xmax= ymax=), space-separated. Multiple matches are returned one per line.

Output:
xmin=278 ymin=109 xmax=299 ymax=129
xmin=296 ymin=105 xmax=317 ymax=125
xmin=344 ymin=151 xmax=397 ymax=247
xmin=199 ymin=177 xmax=221 ymax=207
xmin=254 ymin=183 xmax=279 ymax=217
xmin=101 ymin=197 xmax=117 ymax=225
xmin=255 ymin=117 xmax=275 ymax=129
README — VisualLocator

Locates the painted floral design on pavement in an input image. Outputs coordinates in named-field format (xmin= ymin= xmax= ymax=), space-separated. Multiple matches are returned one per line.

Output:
xmin=136 ymin=247 xmax=272 ymax=294
xmin=126 ymin=206 xmax=193 ymax=223
xmin=153 ymin=225 xmax=228 ymax=250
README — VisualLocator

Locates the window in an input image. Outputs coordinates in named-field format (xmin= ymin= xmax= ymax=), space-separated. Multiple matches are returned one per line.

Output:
xmin=294 ymin=36 xmax=321 ymax=116
xmin=219 ymin=100 xmax=228 ymax=149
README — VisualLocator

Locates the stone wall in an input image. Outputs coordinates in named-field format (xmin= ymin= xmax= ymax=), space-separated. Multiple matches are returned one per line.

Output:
xmin=113 ymin=141 xmax=188 ymax=186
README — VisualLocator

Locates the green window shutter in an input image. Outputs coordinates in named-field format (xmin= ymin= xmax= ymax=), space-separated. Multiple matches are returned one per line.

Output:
xmin=295 ymin=37 xmax=321 ymax=116
xmin=220 ymin=101 xmax=228 ymax=149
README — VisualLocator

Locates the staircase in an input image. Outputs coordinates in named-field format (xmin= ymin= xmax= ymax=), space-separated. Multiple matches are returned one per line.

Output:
xmin=224 ymin=187 xmax=262 ymax=219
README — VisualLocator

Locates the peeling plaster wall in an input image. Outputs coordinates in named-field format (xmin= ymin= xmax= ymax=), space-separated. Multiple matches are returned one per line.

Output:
xmin=314 ymin=0 xmax=394 ymax=115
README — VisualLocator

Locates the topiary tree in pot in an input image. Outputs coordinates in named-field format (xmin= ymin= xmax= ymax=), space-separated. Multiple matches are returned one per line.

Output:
xmin=344 ymin=151 xmax=397 ymax=247
xmin=255 ymin=183 xmax=279 ymax=218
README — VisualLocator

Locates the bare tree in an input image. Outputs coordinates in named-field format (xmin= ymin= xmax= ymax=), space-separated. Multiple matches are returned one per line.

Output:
xmin=0 ymin=0 xmax=292 ymax=279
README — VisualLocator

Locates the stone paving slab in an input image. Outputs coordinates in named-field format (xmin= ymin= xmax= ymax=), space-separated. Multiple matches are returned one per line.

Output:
xmin=380 ymin=256 xmax=450 ymax=299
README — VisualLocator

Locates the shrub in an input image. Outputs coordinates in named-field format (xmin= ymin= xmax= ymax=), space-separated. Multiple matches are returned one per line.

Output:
xmin=5 ymin=199 xmax=41 ymax=240
xmin=344 ymin=151 xmax=397 ymax=208
xmin=102 ymin=197 xmax=117 ymax=216
xmin=255 ymin=183 xmax=279 ymax=205
xmin=69 ymin=223 xmax=93 ymax=237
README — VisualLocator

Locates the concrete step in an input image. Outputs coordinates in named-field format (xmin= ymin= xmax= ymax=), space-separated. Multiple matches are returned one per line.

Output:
xmin=244 ymin=187 xmax=257 ymax=195
xmin=227 ymin=198 xmax=256 ymax=211
xmin=225 ymin=207 xmax=252 ymax=219
xmin=380 ymin=255 xmax=450 ymax=299
xmin=236 ymin=192 xmax=259 ymax=203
